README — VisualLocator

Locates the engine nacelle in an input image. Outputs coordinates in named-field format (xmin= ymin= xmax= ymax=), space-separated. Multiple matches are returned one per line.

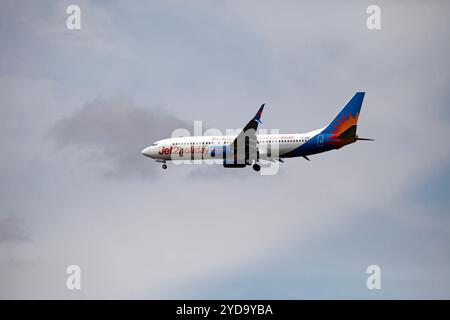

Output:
xmin=222 ymin=153 xmax=248 ymax=168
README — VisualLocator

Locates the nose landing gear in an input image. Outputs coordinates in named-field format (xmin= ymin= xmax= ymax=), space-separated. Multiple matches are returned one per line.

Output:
xmin=252 ymin=163 xmax=261 ymax=172
xmin=162 ymin=163 xmax=167 ymax=170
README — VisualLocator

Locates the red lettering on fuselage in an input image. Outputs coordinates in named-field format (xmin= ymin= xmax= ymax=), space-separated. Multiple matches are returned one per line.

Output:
xmin=158 ymin=146 xmax=208 ymax=156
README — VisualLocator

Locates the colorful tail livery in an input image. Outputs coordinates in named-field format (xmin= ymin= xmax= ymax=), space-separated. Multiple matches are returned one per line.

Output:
xmin=322 ymin=92 xmax=364 ymax=139
xmin=142 ymin=92 xmax=373 ymax=171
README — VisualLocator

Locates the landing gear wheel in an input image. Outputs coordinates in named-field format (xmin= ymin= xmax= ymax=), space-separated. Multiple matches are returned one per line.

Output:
xmin=252 ymin=163 xmax=261 ymax=172
xmin=162 ymin=163 xmax=167 ymax=170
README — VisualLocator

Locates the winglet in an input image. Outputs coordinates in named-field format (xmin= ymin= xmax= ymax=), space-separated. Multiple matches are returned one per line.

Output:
xmin=253 ymin=104 xmax=265 ymax=124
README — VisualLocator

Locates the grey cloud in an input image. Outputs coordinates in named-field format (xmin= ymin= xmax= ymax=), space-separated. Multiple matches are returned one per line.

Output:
xmin=0 ymin=215 xmax=29 ymax=243
xmin=51 ymin=96 xmax=193 ymax=179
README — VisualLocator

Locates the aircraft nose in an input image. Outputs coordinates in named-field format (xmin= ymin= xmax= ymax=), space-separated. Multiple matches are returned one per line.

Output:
xmin=142 ymin=146 xmax=153 ymax=158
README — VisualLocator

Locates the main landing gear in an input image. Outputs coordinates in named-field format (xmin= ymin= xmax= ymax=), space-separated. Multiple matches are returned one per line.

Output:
xmin=252 ymin=163 xmax=261 ymax=172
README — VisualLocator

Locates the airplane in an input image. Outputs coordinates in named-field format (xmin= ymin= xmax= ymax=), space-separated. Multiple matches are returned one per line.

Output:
xmin=142 ymin=92 xmax=373 ymax=171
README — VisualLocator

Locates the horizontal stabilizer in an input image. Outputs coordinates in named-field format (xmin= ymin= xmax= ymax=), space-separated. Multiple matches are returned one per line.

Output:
xmin=357 ymin=137 xmax=374 ymax=141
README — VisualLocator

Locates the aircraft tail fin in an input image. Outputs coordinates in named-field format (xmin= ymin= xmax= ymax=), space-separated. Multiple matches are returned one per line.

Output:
xmin=321 ymin=92 xmax=365 ymax=139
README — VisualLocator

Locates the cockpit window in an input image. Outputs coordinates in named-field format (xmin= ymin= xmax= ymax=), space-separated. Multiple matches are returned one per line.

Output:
xmin=152 ymin=142 xmax=158 ymax=146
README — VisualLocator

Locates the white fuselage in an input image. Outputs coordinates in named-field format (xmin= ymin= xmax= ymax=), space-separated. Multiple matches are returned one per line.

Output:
xmin=142 ymin=128 xmax=323 ymax=161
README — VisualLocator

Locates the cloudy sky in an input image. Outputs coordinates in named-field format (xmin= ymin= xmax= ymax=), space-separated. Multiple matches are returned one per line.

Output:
xmin=1 ymin=0 xmax=449 ymax=299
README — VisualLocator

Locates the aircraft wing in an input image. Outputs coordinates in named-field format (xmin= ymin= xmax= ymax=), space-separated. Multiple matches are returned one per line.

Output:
xmin=230 ymin=104 xmax=265 ymax=164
